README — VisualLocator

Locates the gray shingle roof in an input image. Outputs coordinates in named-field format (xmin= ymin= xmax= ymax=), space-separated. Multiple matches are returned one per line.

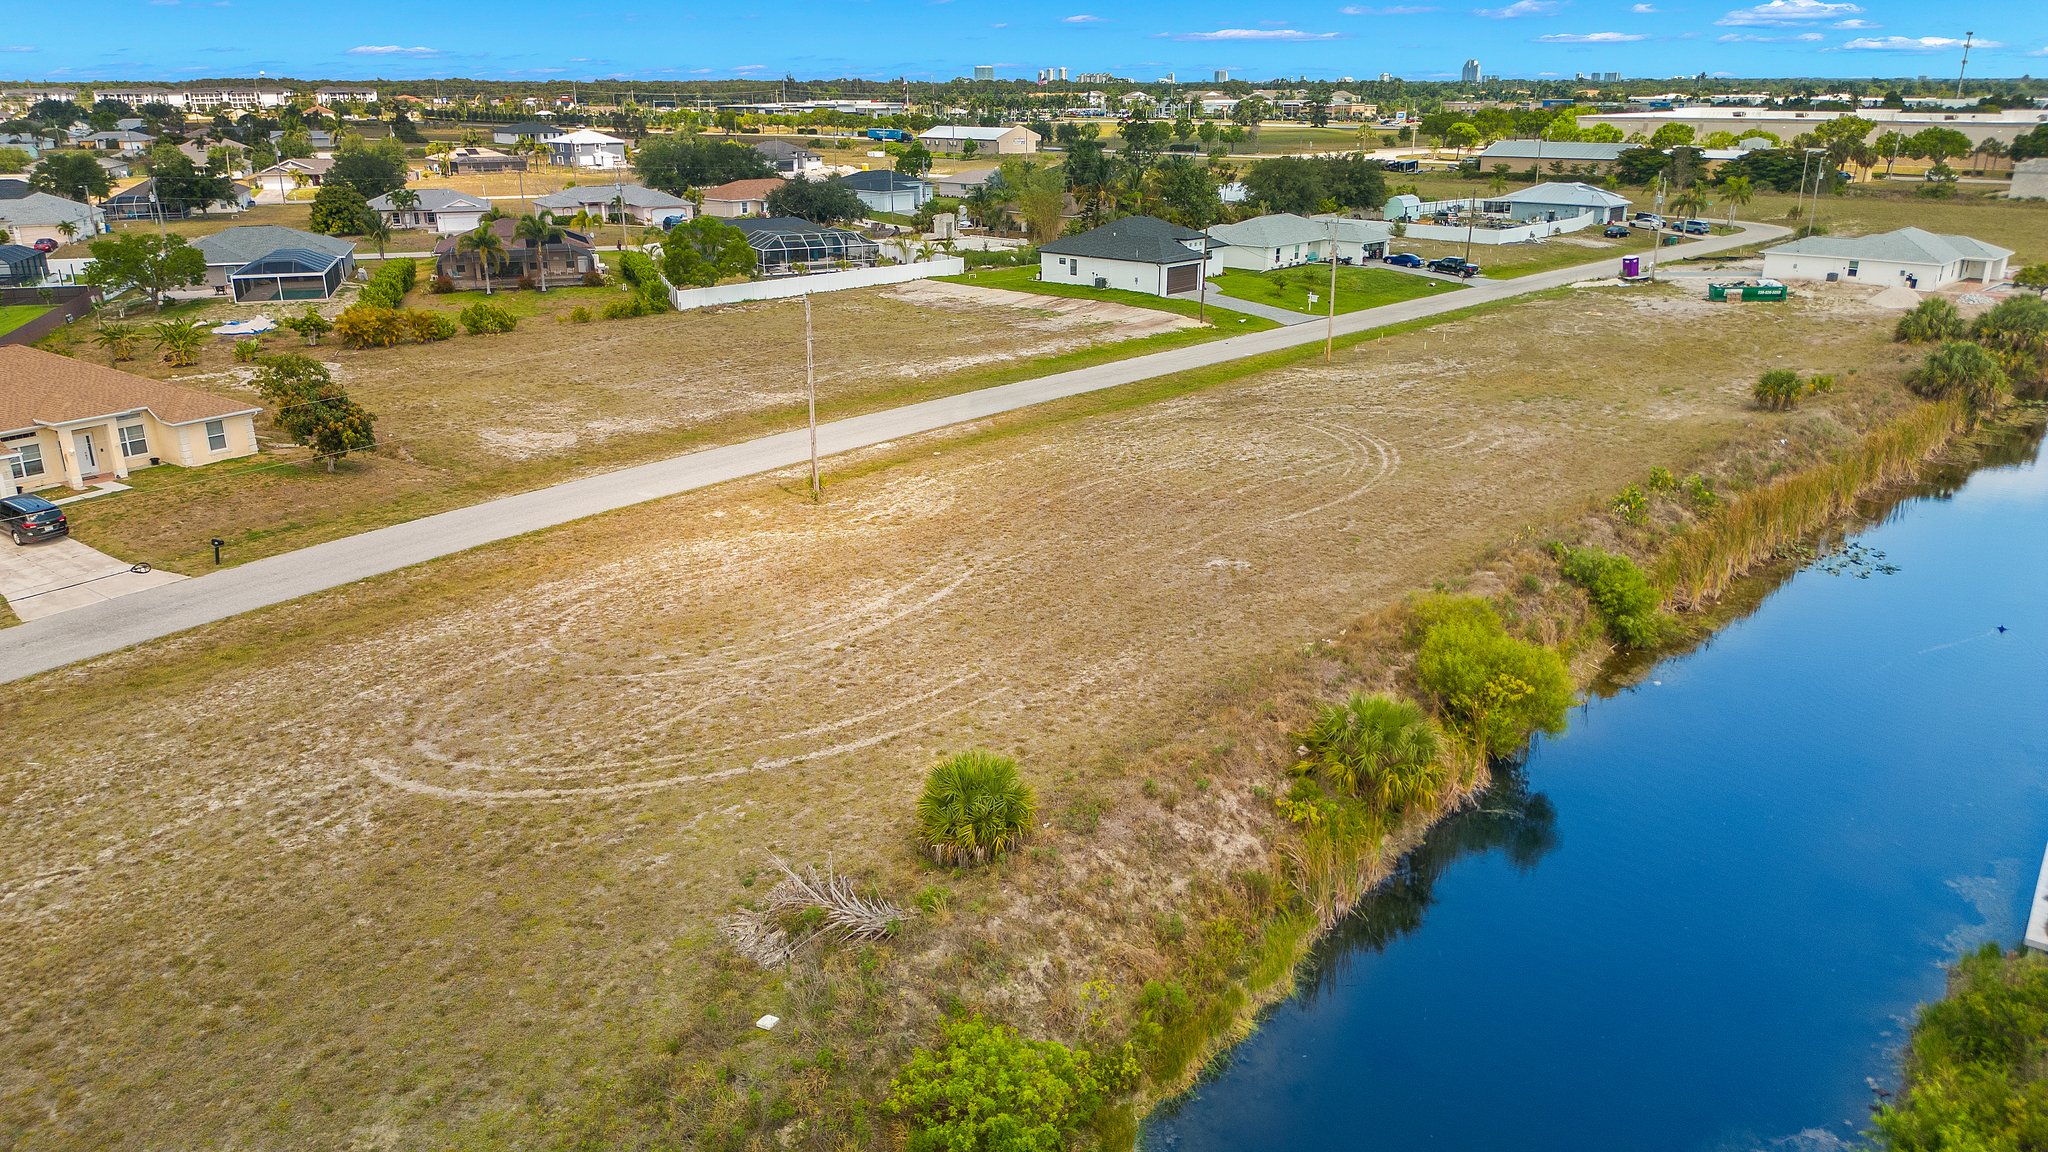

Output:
xmin=1765 ymin=226 xmax=2014 ymax=266
xmin=533 ymin=184 xmax=688 ymax=211
xmin=1491 ymin=181 xmax=1632 ymax=209
xmin=0 ymin=191 xmax=99 ymax=227
xmin=366 ymin=188 xmax=492 ymax=212
xmin=753 ymin=139 xmax=819 ymax=160
xmin=1208 ymin=213 xmax=1331 ymax=250
xmin=839 ymin=170 xmax=931 ymax=192
xmin=194 ymin=225 xmax=354 ymax=267
xmin=1039 ymin=215 xmax=1206 ymax=265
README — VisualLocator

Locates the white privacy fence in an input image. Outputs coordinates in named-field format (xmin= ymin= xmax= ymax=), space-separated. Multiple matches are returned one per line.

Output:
xmin=1392 ymin=206 xmax=1602 ymax=246
xmin=667 ymin=257 xmax=967 ymax=311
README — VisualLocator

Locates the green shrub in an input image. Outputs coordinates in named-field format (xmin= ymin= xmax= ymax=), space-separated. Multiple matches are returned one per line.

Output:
xmin=333 ymin=303 xmax=408 ymax=348
xmin=1753 ymin=368 xmax=1806 ymax=410
xmin=1908 ymin=341 xmax=2010 ymax=409
xmin=278 ymin=307 xmax=331 ymax=346
xmin=1296 ymin=693 xmax=1445 ymax=815
xmin=231 ymin=337 xmax=262 ymax=363
xmin=1558 ymin=546 xmax=1667 ymax=648
xmin=602 ymin=296 xmax=652 ymax=320
xmin=458 ymin=301 xmax=518 ymax=335
xmin=1894 ymin=297 xmax=1965 ymax=344
xmin=1646 ymin=466 xmax=1677 ymax=493
xmin=617 ymin=249 xmax=673 ymax=313
xmin=1874 ymin=945 xmax=2048 ymax=1151
xmin=567 ymin=305 xmax=592 ymax=324
xmin=1967 ymin=294 xmax=2048 ymax=388
xmin=406 ymin=309 xmax=457 ymax=342
xmin=357 ymin=257 xmax=419 ymax=309
xmin=1611 ymin=484 xmax=1649 ymax=525
xmin=886 ymin=1017 xmax=1130 ymax=1152
xmin=1411 ymin=595 xmax=1573 ymax=758
xmin=1683 ymin=472 xmax=1719 ymax=510
xmin=915 ymin=751 xmax=1035 ymax=865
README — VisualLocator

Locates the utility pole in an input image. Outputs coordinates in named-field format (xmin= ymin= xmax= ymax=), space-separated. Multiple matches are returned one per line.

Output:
xmin=805 ymin=293 xmax=820 ymax=502
xmin=1324 ymin=217 xmax=1338 ymax=361
xmin=1645 ymin=176 xmax=1664 ymax=282
xmin=1955 ymin=31 xmax=1974 ymax=101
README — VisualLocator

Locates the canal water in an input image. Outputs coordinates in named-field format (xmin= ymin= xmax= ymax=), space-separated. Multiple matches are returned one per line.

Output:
xmin=1145 ymin=426 xmax=2048 ymax=1152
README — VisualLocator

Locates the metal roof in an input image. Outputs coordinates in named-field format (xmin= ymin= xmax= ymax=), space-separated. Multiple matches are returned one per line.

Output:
xmin=1039 ymin=215 xmax=1207 ymax=265
xmin=1765 ymin=226 xmax=2014 ymax=266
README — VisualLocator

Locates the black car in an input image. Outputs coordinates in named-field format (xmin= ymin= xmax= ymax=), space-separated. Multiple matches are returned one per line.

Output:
xmin=1 ymin=493 xmax=69 ymax=544
xmin=1602 ymin=224 xmax=1632 ymax=238
xmin=1428 ymin=256 xmax=1481 ymax=278
xmin=1383 ymin=252 xmax=1426 ymax=268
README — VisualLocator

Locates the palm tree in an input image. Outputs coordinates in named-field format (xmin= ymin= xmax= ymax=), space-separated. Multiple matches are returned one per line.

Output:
xmin=93 ymin=322 xmax=141 ymax=363
xmin=56 ymin=219 xmax=78 ymax=243
xmin=362 ymin=214 xmax=392 ymax=259
xmin=1972 ymin=138 xmax=2007 ymax=176
xmin=512 ymin=212 xmax=564 ymax=291
xmin=150 ymin=319 xmax=209 ymax=367
xmin=457 ymin=225 xmax=506 ymax=294
xmin=386 ymin=187 xmax=419 ymax=226
xmin=1671 ymin=185 xmax=1710 ymax=225
xmin=1721 ymin=175 xmax=1754 ymax=227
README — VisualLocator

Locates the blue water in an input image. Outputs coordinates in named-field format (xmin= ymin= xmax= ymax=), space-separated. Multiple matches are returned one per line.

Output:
xmin=1147 ymin=429 xmax=2048 ymax=1152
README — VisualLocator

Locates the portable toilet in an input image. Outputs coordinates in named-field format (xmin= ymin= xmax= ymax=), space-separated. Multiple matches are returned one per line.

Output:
xmin=1622 ymin=255 xmax=1642 ymax=279
xmin=1383 ymin=193 xmax=1423 ymax=223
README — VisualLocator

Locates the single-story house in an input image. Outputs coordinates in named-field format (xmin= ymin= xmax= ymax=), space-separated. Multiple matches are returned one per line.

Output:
xmin=101 ymin=177 xmax=251 ymax=221
xmin=546 ymin=129 xmax=628 ymax=170
xmin=700 ymin=177 xmax=784 ymax=218
xmin=1761 ymin=227 xmax=2013 ymax=289
xmin=917 ymin=125 xmax=1040 ymax=156
xmin=734 ymin=216 xmax=881 ymax=276
xmin=438 ymin=146 xmax=528 ymax=175
xmin=837 ymin=169 xmax=933 ymax=215
xmin=1475 ymin=140 xmax=1631 ymax=167
xmin=0 ymin=243 xmax=49 ymax=287
xmin=96 ymin=156 xmax=134 ymax=181
xmin=491 ymin=121 xmax=566 ymax=147
xmin=1478 ymin=181 xmax=1633 ymax=225
xmin=431 ymin=217 xmax=599 ymax=291
xmin=80 ymin=129 xmax=156 ymax=156
xmin=2011 ymin=158 xmax=2048 ymax=202
xmin=268 ymin=129 xmax=337 ymax=156
xmin=193 ymin=225 xmax=358 ymax=301
xmin=1037 ymin=215 xmax=1212 ymax=297
xmin=933 ymin=167 xmax=998 ymax=198
xmin=754 ymin=139 xmax=824 ymax=177
xmin=0 ymin=191 xmax=105 ymax=247
xmin=1207 ymin=214 xmax=1333 ymax=272
xmin=0 ymin=344 xmax=260 ymax=495
xmin=533 ymin=184 xmax=692 ymax=226
xmin=250 ymin=157 xmax=334 ymax=200
xmin=367 ymin=188 xmax=492 ymax=234
xmin=0 ymin=132 xmax=57 ymax=159
xmin=1316 ymin=216 xmax=1394 ymax=263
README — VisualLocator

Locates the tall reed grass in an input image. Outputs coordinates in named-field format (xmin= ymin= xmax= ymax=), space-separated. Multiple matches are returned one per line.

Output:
xmin=1659 ymin=400 xmax=1966 ymax=607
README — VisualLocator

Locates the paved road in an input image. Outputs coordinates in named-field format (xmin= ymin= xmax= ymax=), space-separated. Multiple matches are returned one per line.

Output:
xmin=0 ymin=222 xmax=1784 ymax=684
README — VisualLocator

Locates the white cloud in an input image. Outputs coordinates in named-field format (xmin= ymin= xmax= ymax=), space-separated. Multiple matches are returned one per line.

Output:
xmin=1716 ymin=0 xmax=1858 ymax=25
xmin=1536 ymin=30 xmax=1647 ymax=40
xmin=1717 ymin=31 xmax=1822 ymax=40
xmin=1341 ymin=4 xmax=1439 ymax=11
xmin=1170 ymin=27 xmax=1342 ymax=39
xmin=346 ymin=44 xmax=443 ymax=55
xmin=1477 ymin=0 xmax=1558 ymax=16
xmin=1831 ymin=18 xmax=1878 ymax=27
xmin=1062 ymin=13 xmax=1104 ymax=22
xmin=1629 ymin=3 xmax=1657 ymax=10
xmin=1841 ymin=34 xmax=1999 ymax=50
xmin=0 ymin=45 xmax=37 ymax=52
xmin=2032 ymin=45 xmax=2048 ymax=56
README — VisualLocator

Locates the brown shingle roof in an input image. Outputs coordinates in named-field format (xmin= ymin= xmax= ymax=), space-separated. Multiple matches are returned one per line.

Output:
xmin=0 ymin=346 xmax=259 ymax=431
xmin=700 ymin=178 xmax=783 ymax=202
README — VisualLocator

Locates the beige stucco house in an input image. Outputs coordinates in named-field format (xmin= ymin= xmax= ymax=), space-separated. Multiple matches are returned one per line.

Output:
xmin=0 ymin=346 xmax=260 ymax=496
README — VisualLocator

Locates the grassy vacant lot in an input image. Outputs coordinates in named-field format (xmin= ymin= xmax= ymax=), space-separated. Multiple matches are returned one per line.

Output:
xmin=1211 ymin=263 xmax=1459 ymax=315
xmin=0 ymin=283 xmax=1932 ymax=1152
xmin=939 ymin=262 xmax=1281 ymax=329
xmin=50 ymin=279 xmax=1230 ymax=572
xmin=0 ymin=305 xmax=49 ymax=337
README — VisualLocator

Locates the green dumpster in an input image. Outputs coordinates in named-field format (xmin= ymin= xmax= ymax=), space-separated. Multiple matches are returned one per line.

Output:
xmin=1663 ymin=234 xmax=1681 ymax=247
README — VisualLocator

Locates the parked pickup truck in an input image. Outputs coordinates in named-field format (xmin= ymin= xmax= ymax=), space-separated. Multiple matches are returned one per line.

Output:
xmin=1428 ymin=256 xmax=1482 ymax=278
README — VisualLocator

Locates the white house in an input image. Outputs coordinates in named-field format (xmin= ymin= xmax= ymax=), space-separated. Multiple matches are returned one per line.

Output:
xmin=1761 ymin=227 xmax=2013 ymax=290
xmin=249 ymin=157 xmax=333 ymax=201
xmin=1038 ymin=215 xmax=1213 ymax=297
xmin=546 ymin=129 xmax=629 ymax=170
xmin=366 ymin=188 xmax=492 ymax=234
xmin=0 ymin=191 xmax=106 ymax=247
xmin=1480 ymin=181 xmax=1633 ymax=224
xmin=753 ymin=139 xmax=825 ymax=177
xmin=837 ymin=170 xmax=933 ymax=215
xmin=917 ymin=125 xmax=1040 ymax=155
xmin=933 ymin=167 xmax=998 ymax=198
xmin=1206 ymin=214 xmax=1332 ymax=272
xmin=491 ymin=121 xmax=565 ymax=147
xmin=1317 ymin=216 xmax=1394 ymax=263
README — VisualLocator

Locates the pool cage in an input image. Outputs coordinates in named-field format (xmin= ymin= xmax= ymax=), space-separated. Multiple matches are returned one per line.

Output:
xmin=230 ymin=248 xmax=348 ymax=302
xmin=737 ymin=219 xmax=881 ymax=278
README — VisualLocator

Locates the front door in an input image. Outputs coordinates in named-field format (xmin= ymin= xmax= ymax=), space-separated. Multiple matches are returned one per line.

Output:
xmin=73 ymin=430 xmax=97 ymax=476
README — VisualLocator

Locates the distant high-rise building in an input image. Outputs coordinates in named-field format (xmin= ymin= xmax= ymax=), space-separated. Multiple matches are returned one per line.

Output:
xmin=974 ymin=65 xmax=995 ymax=81
xmin=1379 ymin=72 xmax=1394 ymax=82
xmin=1461 ymin=59 xmax=1481 ymax=83
xmin=1601 ymin=71 xmax=1623 ymax=82
xmin=1075 ymin=71 xmax=1114 ymax=83
xmin=1058 ymin=67 xmax=1069 ymax=82
xmin=1214 ymin=69 xmax=1230 ymax=82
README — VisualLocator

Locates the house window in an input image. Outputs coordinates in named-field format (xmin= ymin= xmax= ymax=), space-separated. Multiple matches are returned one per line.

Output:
xmin=205 ymin=420 xmax=228 ymax=452
xmin=119 ymin=423 xmax=148 ymax=457
xmin=1847 ymin=260 xmax=1860 ymax=277
xmin=12 ymin=443 xmax=44 ymax=478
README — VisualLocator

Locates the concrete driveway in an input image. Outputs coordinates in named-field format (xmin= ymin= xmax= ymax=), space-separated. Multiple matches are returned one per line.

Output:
xmin=0 ymin=537 xmax=186 ymax=623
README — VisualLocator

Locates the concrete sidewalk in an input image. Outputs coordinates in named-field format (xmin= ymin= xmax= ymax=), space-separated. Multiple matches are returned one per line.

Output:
xmin=0 ymin=221 xmax=1785 ymax=684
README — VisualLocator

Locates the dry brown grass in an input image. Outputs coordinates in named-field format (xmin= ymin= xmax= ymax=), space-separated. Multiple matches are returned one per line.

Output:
xmin=0 ymin=283 xmax=1928 ymax=1151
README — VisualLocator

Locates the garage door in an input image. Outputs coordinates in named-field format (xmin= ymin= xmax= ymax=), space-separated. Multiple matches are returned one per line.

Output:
xmin=1165 ymin=262 xmax=1199 ymax=294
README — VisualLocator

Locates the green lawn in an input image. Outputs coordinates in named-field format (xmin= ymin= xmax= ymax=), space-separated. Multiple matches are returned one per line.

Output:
xmin=0 ymin=305 xmax=50 ymax=338
xmin=937 ymin=264 xmax=1282 ymax=331
xmin=1211 ymin=263 xmax=1459 ymax=315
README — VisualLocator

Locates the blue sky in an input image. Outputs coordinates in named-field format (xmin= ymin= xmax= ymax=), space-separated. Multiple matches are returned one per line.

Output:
xmin=2 ymin=0 xmax=2042 ymax=84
